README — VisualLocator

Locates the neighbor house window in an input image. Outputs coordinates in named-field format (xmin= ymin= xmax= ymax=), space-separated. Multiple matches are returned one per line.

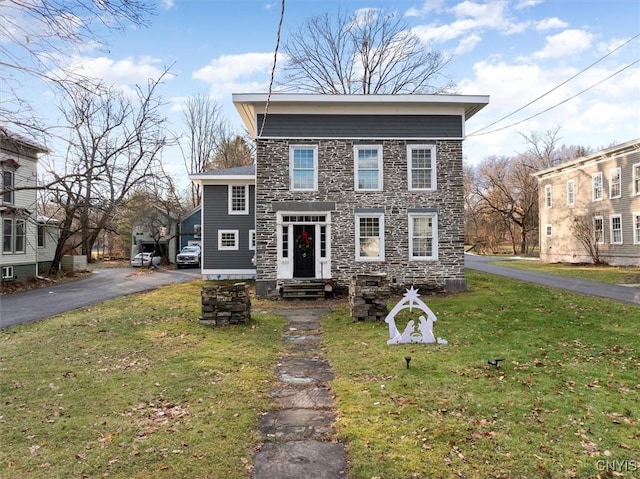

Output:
xmin=218 ymin=230 xmax=238 ymax=250
xmin=409 ymin=213 xmax=438 ymax=260
xmin=407 ymin=145 xmax=436 ymax=191
xmin=610 ymin=214 xmax=623 ymax=244
xmin=545 ymin=184 xmax=552 ymax=208
xmin=567 ymin=179 xmax=575 ymax=206
xmin=38 ymin=225 xmax=45 ymax=248
xmin=609 ymin=167 xmax=621 ymax=199
xmin=633 ymin=213 xmax=640 ymax=244
xmin=194 ymin=224 xmax=201 ymax=239
xmin=545 ymin=224 xmax=552 ymax=237
xmin=592 ymin=172 xmax=603 ymax=201
xmin=354 ymin=145 xmax=383 ymax=191
xmin=355 ymin=213 xmax=384 ymax=261
xmin=2 ymin=218 xmax=25 ymax=254
xmin=249 ymin=229 xmax=256 ymax=250
xmin=228 ymin=185 xmax=248 ymax=214
xmin=633 ymin=163 xmax=640 ymax=195
xmin=290 ymin=145 xmax=318 ymax=191
xmin=594 ymin=216 xmax=604 ymax=244
xmin=2 ymin=170 xmax=14 ymax=204
xmin=2 ymin=266 xmax=13 ymax=279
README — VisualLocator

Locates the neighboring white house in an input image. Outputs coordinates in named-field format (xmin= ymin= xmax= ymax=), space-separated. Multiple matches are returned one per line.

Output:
xmin=1 ymin=127 xmax=51 ymax=281
xmin=533 ymin=139 xmax=640 ymax=266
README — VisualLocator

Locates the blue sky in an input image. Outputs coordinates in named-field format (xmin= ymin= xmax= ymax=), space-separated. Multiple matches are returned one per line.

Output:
xmin=16 ymin=0 xmax=640 ymax=192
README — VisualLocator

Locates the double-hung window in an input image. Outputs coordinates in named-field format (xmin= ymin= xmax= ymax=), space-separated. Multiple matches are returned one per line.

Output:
xmin=2 ymin=170 xmax=14 ymax=204
xmin=610 ymin=214 xmax=623 ymax=245
xmin=633 ymin=213 xmax=640 ymax=245
xmin=609 ymin=167 xmax=621 ymax=199
xmin=545 ymin=184 xmax=552 ymax=208
xmin=409 ymin=213 xmax=438 ymax=260
xmin=594 ymin=216 xmax=604 ymax=244
xmin=355 ymin=212 xmax=384 ymax=261
xmin=354 ymin=145 xmax=383 ymax=191
xmin=566 ymin=179 xmax=575 ymax=206
xmin=592 ymin=172 xmax=603 ymax=201
xmin=290 ymin=145 xmax=317 ymax=191
xmin=408 ymin=145 xmax=436 ymax=191
xmin=633 ymin=163 xmax=640 ymax=195
xmin=2 ymin=218 xmax=25 ymax=253
xmin=228 ymin=185 xmax=248 ymax=215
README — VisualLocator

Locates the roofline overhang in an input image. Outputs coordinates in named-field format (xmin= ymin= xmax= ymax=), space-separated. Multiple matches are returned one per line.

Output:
xmin=232 ymin=93 xmax=490 ymax=138
xmin=189 ymin=174 xmax=256 ymax=184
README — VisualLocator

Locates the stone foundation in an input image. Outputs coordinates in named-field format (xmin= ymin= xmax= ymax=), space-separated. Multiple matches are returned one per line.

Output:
xmin=349 ymin=273 xmax=390 ymax=322
xmin=200 ymin=282 xmax=251 ymax=326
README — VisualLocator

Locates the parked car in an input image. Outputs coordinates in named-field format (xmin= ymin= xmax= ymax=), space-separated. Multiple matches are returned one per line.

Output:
xmin=131 ymin=252 xmax=161 ymax=268
xmin=176 ymin=245 xmax=201 ymax=269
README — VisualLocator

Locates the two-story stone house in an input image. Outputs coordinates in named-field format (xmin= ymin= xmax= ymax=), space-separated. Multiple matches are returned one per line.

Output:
xmin=1 ymin=127 xmax=51 ymax=281
xmin=231 ymin=93 xmax=489 ymax=296
xmin=533 ymin=139 xmax=640 ymax=266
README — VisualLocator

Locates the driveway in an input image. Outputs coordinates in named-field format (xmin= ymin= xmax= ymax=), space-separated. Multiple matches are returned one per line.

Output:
xmin=0 ymin=267 xmax=201 ymax=328
xmin=465 ymin=254 xmax=640 ymax=306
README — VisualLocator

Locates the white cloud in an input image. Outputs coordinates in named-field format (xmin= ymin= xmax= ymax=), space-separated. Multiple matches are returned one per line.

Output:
xmin=516 ymin=0 xmax=543 ymax=9
xmin=405 ymin=0 xmax=445 ymax=17
xmin=161 ymin=0 xmax=174 ymax=9
xmin=454 ymin=34 xmax=482 ymax=54
xmin=534 ymin=17 xmax=568 ymax=31
xmin=193 ymin=52 xmax=275 ymax=85
xmin=532 ymin=29 xmax=594 ymax=59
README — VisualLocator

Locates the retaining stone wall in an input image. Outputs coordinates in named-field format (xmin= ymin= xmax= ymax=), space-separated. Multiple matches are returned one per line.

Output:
xmin=200 ymin=283 xmax=251 ymax=326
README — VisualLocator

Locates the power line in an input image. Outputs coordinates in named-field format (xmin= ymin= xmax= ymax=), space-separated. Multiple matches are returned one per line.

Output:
xmin=469 ymin=59 xmax=639 ymax=137
xmin=258 ymin=0 xmax=285 ymax=138
xmin=468 ymin=32 xmax=640 ymax=137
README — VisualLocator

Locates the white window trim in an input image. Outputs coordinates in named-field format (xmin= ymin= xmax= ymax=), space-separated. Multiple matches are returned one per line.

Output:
xmin=407 ymin=144 xmax=436 ymax=191
xmin=545 ymin=184 xmax=552 ymax=208
xmin=218 ymin=229 xmax=239 ymax=251
xmin=592 ymin=172 xmax=603 ymax=201
xmin=355 ymin=212 xmax=385 ymax=261
xmin=289 ymin=145 xmax=318 ymax=192
xmin=354 ymin=145 xmax=383 ymax=191
xmin=545 ymin=224 xmax=552 ymax=237
xmin=633 ymin=212 xmax=640 ymax=245
xmin=633 ymin=163 xmax=640 ymax=196
xmin=594 ymin=215 xmax=604 ymax=244
xmin=228 ymin=185 xmax=249 ymax=215
xmin=249 ymin=229 xmax=256 ymax=251
xmin=609 ymin=167 xmax=622 ymax=199
xmin=609 ymin=214 xmax=623 ymax=245
xmin=2 ymin=266 xmax=14 ymax=279
xmin=409 ymin=212 xmax=438 ymax=261
xmin=2 ymin=170 xmax=15 ymax=204
xmin=566 ymin=179 xmax=575 ymax=207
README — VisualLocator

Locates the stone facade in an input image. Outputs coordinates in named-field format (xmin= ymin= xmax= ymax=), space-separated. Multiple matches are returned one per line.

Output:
xmin=255 ymin=138 xmax=466 ymax=295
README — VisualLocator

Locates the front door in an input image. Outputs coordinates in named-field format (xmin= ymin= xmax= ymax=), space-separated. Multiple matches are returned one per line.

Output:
xmin=293 ymin=225 xmax=315 ymax=277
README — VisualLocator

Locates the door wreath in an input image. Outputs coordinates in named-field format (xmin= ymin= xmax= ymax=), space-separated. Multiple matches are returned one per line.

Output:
xmin=296 ymin=229 xmax=312 ymax=255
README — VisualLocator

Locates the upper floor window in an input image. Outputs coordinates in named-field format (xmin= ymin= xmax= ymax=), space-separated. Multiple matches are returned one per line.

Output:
xmin=2 ymin=170 xmax=14 ymax=204
xmin=633 ymin=213 xmax=640 ymax=245
xmin=228 ymin=185 xmax=248 ymax=215
xmin=609 ymin=167 xmax=621 ymax=199
xmin=354 ymin=145 xmax=383 ymax=191
xmin=633 ymin=163 xmax=640 ymax=195
xmin=594 ymin=216 xmax=604 ymax=244
xmin=566 ymin=179 xmax=575 ymax=206
xmin=409 ymin=213 xmax=438 ymax=260
xmin=290 ymin=145 xmax=317 ymax=191
xmin=545 ymin=224 xmax=552 ymax=237
xmin=355 ymin=213 xmax=384 ymax=261
xmin=592 ymin=172 xmax=603 ymax=201
xmin=545 ymin=184 xmax=552 ymax=208
xmin=610 ymin=214 xmax=623 ymax=245
xmin=407 ymin=145 xmax=436 ymax=191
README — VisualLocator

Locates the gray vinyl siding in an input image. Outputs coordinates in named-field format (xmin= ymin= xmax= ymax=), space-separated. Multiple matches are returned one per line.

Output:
xmin=202 ymin=184 xmax=255 ymax=271
xmin=256 ymin=114 xmax=463 ymax=139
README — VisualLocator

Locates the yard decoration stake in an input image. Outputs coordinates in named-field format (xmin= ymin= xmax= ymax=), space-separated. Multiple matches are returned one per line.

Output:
xmin=385 ymin=286 xmax=447 ymax=345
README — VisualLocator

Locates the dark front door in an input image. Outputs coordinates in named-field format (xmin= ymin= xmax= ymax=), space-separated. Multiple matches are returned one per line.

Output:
xmin=293 ymin=225 xmax=315 ymax=278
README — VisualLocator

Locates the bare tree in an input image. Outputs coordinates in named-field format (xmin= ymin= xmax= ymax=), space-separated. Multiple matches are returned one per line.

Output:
xmin=572 ymin=213 xmax=603 ymax=264
xmin=209 ymin=134 xmax=253 ymax=170
xmin=279 ymin=9 xmax=454 ymax=94
xmin=1 ymin=0 xmax=155 ymax=137
xmin=41 ymin=69 xmax=174 ymax=272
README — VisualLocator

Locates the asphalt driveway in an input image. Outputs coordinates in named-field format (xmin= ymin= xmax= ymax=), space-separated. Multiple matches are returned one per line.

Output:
xmin=0 ymin=267 xmax=201 ymax=328
xmin=465 ymin=254 xmax=640 ymax=306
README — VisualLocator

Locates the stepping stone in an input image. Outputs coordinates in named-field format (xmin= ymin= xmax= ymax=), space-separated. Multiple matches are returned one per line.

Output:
xmin=252 ymin=440 xmax=347 ymax=479
xmin=277 ymin=357 xmax=334 ymax=384
xmin=258 ymin=409 xmax=335 ymax=440
xmin=285 ymin=322 xmax=321 ymax=331
xmin=271 ymin=386 xmax=335 ymax=409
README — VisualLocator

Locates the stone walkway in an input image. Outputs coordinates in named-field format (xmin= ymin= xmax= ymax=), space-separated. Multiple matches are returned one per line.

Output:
xmin=252 ymin=308 xmax=347 ymax=479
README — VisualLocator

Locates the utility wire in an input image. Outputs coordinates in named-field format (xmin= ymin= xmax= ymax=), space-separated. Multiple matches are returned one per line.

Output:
xmin=469 ymin=59 xmax=639 ymax=137
xmin=468 ymin=32 xmax=640 ymax=137
xmin=258 ymin=0 xmax=285 ymax=138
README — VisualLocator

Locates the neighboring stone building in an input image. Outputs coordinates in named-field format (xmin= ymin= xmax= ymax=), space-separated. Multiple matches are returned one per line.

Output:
xmin=231 ymin=93 xmax=489 ymax=297
xmin=533 ymin=139 xmax=640 ymax=266
xmin=1 ymin=127 xmax=51 ymax=281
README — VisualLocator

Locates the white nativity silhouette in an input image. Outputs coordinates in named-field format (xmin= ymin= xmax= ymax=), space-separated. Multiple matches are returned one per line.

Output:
xmin=385 ymin=286 xmax=448 ymax=345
